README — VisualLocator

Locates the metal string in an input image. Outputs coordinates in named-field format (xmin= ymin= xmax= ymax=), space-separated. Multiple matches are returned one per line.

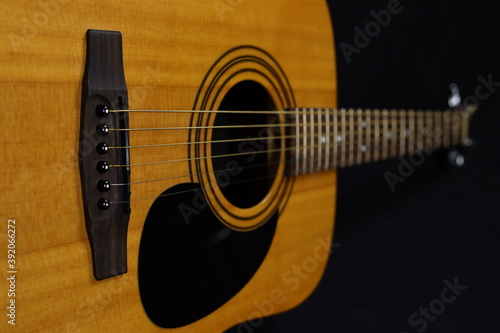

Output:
xmin=102 ymin=108 xmax=458 ymax=203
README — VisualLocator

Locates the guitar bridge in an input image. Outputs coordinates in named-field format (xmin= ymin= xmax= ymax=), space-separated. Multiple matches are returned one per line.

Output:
xmin=79 ymin=29 xmax=131 ymax=280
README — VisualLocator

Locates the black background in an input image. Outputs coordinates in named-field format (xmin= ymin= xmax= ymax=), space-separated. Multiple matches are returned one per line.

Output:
xmin=236 ymin=0 xmax=500 ymax=332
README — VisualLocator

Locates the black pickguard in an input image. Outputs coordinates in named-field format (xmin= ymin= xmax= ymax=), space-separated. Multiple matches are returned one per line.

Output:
xmin=138 ymin=183 xmax=277 ymax=328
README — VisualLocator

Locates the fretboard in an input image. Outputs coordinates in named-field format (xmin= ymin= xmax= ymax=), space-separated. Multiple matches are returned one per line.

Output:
xmin=286 ymin=107 xmax=474 ymax=176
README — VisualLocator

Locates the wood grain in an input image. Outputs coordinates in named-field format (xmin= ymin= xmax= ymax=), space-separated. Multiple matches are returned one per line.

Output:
xmin=0 ymin=0 xmax=337 ymax=331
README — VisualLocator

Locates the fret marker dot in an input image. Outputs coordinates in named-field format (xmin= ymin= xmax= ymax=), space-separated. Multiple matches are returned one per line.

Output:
xmin=321 ymin=135 xmax=327 ymax=144
xmin=336 ymin=135 xmax=343 ymax=143
xmin=360 ymin=145 xmax=367 ymax=152
xmin=387 ymin=131 xmax=393 ymax=138
xmin=361 ymin=122 xmax=367 ymax=129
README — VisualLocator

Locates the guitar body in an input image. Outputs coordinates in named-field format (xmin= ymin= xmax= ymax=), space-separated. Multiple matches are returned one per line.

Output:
xmin=0 ymin=0 xmax=337 ymax=331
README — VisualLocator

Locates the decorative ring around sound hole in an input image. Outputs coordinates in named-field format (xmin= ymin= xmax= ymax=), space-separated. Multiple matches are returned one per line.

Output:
xmin=190 ymin=46 xmax=296 ymax=230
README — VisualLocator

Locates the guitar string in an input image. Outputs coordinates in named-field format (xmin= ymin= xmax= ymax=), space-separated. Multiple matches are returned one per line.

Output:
xmin=106 ymin=138 xmax=454 ymax=204
xmin=111 ymin=108 xmax=460 ymax=130
xmin=112 ymin=159 xmax=283 ymax=187
xmin=108 ymin=131 xmax=454 ymax=169
xmin=109 ymin=135 xmax=446 ymax=205
xmin=106 ymin=133 xmax=449 ymax=201
xmin=111 ymin=108 xmax=454 ymax=115
xmin=108 ymin=124 xmax=445 ymax=150
xmin=109 ymin=118 xmax=456 ymax=132
xmin=105 ymin=114 xmax=458 ymax=171
xmin=110 ymin=134 xmax=293 ymax=150
xmin=110 ymin=130 xmax=445 ymax=187
xmin=110 ymin=142 xmax=313 ymax=168
xmin=109 ymin=110 xmax=458 ymax=137
xmin=109 ymin=172 xmax=277 ymax=205
xmin=102 ymin=109 xmax=460 ymax=203
xmin=113 ymin=148 xmax=413 ymax=187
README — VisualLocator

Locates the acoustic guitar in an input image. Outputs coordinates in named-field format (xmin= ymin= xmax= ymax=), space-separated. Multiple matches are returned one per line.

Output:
xmin=0 ymin=0 xmax=474 ymax=332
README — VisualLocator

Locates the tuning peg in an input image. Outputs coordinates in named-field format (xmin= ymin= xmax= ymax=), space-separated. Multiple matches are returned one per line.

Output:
xmin=448 ymin=83 xmax=461 ymax=108
xmin=447 ymin=149 xmax=465 ymax=167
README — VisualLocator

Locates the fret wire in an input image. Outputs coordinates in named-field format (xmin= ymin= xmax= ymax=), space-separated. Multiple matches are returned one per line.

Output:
xmin=309 ymin=108 xmax=315 ymax=174
xmin=449 ymin=111 xmax=454 ymax=146
xmin=400 ymin=110 xmax=406 ymax=156
xmin=421 ymin=112 xmax=427 ymax=151
xmin=400 ymin=111 xmax=404 ymax=156
xmin=359 ymin=110 xmax=365 ymax=163
xmin=429 ymin=111 xmax=435 ymax=151
xmin=417 ymin=110 xmax=424 ymax=151
xmin=325 ymin=108 xmax=330 ymax=170
xmin=366 ymin=109 xmax=372 ymax=164
xmin=443 ymin=111 xmax=449 ymax=149
xmin=295 ymin=107 xmax=300 ymax=176
xmin=453 ymin=112 xmax=460 ymax=147
xmin=454 ymin=111 xmax=459 ymax=147
xmin=460 ymin=111 xmax=468 ymax=146
xmin=426 ymin=111 xmax=433 ymax=150
xmin=448 ymin=112 xmax=456 ymax=147
xmin=349 ymin=109 xmax=355 ymax=166
xmin=317 ymin=108 xmax=322 ymax=172
xmin=409 ymin=110 xmax=415 ymax=154
xmin=341 ymin=108 xmax=346 ymax=168
xmin=390 ymin=110 xmax=396 ymax=158
xmin=302 ymin=108 xmax=307 ymax=175
xmin=458 ymin=111 xmax=463 ymax=146
xmin=357 ymin=109 xmax=363 ymax=165
xmin=382 ymin=109 xmax=388 ymax=160
xmin=434 ymin=111 xmax=439 ymax=150
xmin=439 ymin=111 xmax=444 ymax=150
xmin=423 ymin=111 xmax=430 ymax=150
xmin=434 ymin=112 xmax=441 ymax=151
xmin=333 ymin=109 xmax=338 ymax=169
xmin=441 ymin=111 xmax=446 ymax=149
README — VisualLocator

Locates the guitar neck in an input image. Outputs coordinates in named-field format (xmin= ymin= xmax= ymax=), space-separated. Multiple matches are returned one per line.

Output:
xmin=287 ymin=107 xmax=474 ymax=176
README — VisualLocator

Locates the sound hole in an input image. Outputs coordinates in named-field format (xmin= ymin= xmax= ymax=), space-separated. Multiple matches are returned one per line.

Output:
xmin=212 ymin=80 xmax=280 ymax=208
